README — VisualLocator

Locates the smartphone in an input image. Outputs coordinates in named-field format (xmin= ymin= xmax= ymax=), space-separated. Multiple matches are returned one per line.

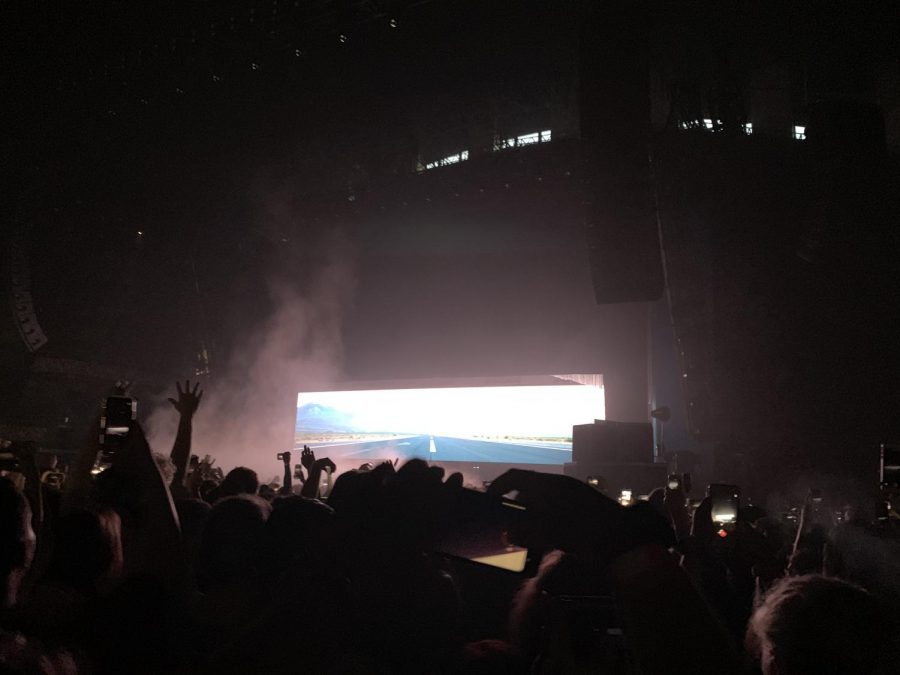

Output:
xmin=100 ymin=396 xmax=136 ymax=456
xmin=433 ymin=489 xmax=529 ymax=573
xmin=618 ymin=489 xmax=633 ymax=506
xmin=102 ymin=396 xmax=136 ymax=434
xmin=276 ymin=452 xmax=288 ymax=461
xmin=667 ymin=473 xmax=681 ymax=490
xmin=880 ymin=443 xmax=900 ymax=489
xmin=708 ymin=483 xmax=740 ymax=532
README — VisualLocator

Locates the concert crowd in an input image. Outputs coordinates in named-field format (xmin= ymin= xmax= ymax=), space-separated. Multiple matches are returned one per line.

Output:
xmin=1 ymin=380 xmax=898 ymax=673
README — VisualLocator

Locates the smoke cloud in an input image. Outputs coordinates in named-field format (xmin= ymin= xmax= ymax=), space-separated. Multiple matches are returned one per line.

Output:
xmin=145 ymin=230 xmax=355 ymax=484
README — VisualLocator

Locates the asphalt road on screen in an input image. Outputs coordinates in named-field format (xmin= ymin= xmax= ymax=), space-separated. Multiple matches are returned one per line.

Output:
xmin=302 ymin=434 xmax=571 ymax=464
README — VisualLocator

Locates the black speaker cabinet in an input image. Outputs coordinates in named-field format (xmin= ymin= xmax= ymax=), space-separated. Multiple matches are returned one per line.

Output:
xmin=572 ymin=420 xmax=653 ymax=464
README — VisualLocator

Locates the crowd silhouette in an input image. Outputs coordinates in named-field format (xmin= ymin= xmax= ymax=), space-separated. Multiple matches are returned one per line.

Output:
xmin=1 ymin=380 xmax=898 ymax=673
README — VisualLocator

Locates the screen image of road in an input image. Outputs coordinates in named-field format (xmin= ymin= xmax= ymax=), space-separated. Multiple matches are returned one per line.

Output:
xmin=295 ymin=379 xmax=604 ymax=465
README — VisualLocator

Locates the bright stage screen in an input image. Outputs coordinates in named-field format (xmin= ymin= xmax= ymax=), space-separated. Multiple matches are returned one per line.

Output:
xmin=295 ymin=377 xmax=604 ymax=465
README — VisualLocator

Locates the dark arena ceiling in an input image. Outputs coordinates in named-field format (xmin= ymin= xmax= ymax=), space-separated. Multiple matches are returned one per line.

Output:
xmin=3 ymin=1 xmax=900 ymax=484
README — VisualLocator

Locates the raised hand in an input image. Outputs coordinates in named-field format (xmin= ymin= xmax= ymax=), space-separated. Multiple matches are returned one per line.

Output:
xmin=300 ymin=445 xmax=315 ymax=471
xmin=278 ymin=450 xmax=294 ymax=495
xmin=300 ymin=454 xmax=335 ymax=499
xmin=167 ymin=379 xmax=204 ymax=418
xmin=311 ymin=457 xmax=336 ymax=474
xmin=109 ymin=380 xmax=131 ymax=397
xmin=369 ymin=460 xmax=396 ymax=485
xmin=168 ymin=380 xmax=203 ymax=494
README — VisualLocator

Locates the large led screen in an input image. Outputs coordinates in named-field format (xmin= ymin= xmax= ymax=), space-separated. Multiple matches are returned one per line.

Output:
xmin=295 ymin=377 xmax=604 ymax=465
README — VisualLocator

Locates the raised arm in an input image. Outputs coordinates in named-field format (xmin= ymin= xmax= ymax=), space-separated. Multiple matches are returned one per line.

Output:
xmin=301 ymin=455 xmax=336 ymax=499
xmin=9 ymin=442 xmax=43 ymax=527
xmin=489 ymin=470 xmax=741 ymax=674
xmin=279 ymin=450 xmax=293 ymax=495
xmin=116 ymin=421 xmax=185 ymax=590
xmin=168 ymin=380 xmax=203 ymax=499
xmin=62 ymin=414 xmax=103 ymax=513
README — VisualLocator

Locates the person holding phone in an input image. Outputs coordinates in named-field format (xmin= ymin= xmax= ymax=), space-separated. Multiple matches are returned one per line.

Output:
xmin=488 ymin=470 xmax=742 ymax=674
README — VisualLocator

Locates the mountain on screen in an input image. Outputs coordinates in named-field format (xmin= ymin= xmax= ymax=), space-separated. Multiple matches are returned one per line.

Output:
xmin=296 ymin=403 xmax=356 ymax=432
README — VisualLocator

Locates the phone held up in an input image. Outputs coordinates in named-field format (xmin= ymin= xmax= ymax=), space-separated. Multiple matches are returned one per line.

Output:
xmin=880 ymin=443 xmax=900 ymax=490
xmin=99 ymin=396 xmax=137 ymax=459
xmin=708 ymin=483 xmax=740 ymax=534
xmin=667 ymin=473 xmax=692 ymax=494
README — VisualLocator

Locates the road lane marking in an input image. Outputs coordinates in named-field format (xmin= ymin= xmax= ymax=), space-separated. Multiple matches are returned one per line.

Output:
xmin=431 ymin=437 xmax=496 ymax=461
xmin=340 ymin=436 xmax=431 ymax=458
